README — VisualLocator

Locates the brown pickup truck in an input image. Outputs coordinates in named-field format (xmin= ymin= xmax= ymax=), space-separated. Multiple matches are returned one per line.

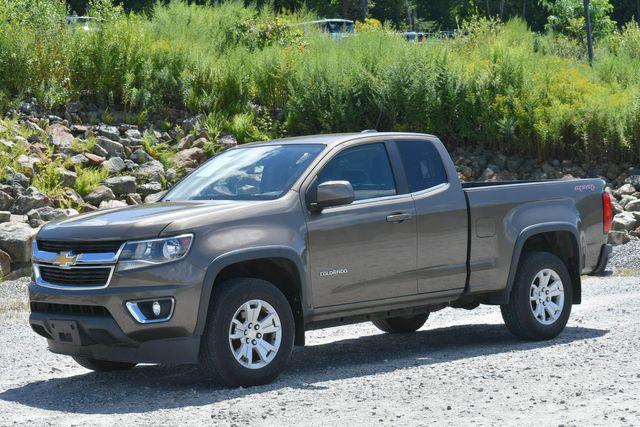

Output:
xmin=29 ymin=132 xmax=612 ymax=386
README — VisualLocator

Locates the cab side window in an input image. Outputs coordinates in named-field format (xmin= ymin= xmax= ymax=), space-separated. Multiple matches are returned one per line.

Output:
xmin=318 ymin=143 xmax=397 ymax=201
xmin=396 ymin=140 xmax=447 ymax=193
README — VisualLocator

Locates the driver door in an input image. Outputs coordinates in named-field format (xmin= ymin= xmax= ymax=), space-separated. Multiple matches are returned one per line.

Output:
xmin=305 ymin=142 xmax=418 ymax=308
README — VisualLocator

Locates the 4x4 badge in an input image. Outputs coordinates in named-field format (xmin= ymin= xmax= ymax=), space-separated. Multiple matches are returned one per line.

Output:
xmin=54 ymin=252 xmax=77 ymax=269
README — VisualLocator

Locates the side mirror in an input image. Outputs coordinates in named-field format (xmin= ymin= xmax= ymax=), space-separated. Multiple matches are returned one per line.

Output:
xmin=314 ymin=180 xmax=355 ymax=210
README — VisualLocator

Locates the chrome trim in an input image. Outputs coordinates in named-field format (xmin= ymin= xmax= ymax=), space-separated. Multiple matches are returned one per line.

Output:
xmin=32 ymin=241 xmax=125 ymax=265
xmin=125 ymin=298 xmax=175 ymax=324
xmin=33 ymin=263 xmax=114 ymax=291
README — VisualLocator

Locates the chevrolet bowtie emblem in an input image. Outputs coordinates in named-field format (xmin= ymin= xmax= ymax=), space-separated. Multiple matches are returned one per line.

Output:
xmin=54 ymin=252 xmax=77 ymax=268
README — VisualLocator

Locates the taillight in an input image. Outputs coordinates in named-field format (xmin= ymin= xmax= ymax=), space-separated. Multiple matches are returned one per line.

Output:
xmin=602 ymin=192 xmax=613 ymax=233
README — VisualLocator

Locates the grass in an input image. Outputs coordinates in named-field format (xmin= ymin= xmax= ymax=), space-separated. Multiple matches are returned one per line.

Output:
xmin=3 ymin=1 xmax=640 ymax=161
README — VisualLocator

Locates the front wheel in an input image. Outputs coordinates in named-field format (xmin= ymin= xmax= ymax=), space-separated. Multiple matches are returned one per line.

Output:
xmin=199 ymin=278 xmax=294 ymax=387
xmin=501 ymin=251 xmax=573 ymax=341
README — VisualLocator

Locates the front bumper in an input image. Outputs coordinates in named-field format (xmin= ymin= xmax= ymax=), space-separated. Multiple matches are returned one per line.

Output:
xmin=29 ymin=270 xmax=205 ymax=364
xmin=589 ymin=243 xmax=612 ymax=276
xmin=29 ymin=310 xmax=200 ymax=364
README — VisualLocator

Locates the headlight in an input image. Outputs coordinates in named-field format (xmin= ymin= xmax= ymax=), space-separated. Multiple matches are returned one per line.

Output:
xmin=116 ymin=234 xmax=193 ymax=271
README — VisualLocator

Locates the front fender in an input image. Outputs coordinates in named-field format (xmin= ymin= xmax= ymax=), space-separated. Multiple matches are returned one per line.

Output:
xmin=194 ymin=246 xmax=308 ymax=336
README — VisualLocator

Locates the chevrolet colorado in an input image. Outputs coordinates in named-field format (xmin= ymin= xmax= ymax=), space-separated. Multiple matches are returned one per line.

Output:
xmin=29 ymin=132 xmax=612 ymax=386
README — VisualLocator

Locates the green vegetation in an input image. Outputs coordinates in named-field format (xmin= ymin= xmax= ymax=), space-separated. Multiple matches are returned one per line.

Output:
xmin=74 ymin=165 xmax=109 ymax=196
xmin=3 ymin=1 xmax=640 ymax=160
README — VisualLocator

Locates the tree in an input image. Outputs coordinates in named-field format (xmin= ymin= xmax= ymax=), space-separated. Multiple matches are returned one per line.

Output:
xmin=540 ymin=0 xmax=615 ymax=40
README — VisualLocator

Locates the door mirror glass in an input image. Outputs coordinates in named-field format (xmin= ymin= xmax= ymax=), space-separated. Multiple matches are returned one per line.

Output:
xmin=315 ymin=180 xmax=355 ymax=209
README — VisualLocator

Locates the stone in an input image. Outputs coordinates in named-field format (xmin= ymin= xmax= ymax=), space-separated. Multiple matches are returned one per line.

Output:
xmin=0 ymin=192 xmax=14 ymax=211
xmin=626 ymin=199 xmax=640 ymax=212
xmin=27 ymin=206 xmax=78 ymax=222
xmin=177 ymin=134 xmax=196 ymax=150
xmin=191 ymin=137 xmax=208 ymax=149
xmin=97 ymin=124 xmax=120 ymax=141
xmin=66 ymin=101 xmax=83 ymax=114
xmin=126 ymin=193 xmax=143 ymax=205
xmin=614 ymin=183 xmax=636 ymax=198
xmin=144 ymin=191 xmax=167 ymax=204
xmin=0 ymin=211 xmax=10 ymax=223
xmin=130 ymin=149 xmax=152 ymax=164
xmin=68 ymin=153 xmax=89 ymax=166
xmin=24 ymin=120 xmax=44 ymax=133
xmin=2 ymin=168 xmax=29 ymax=189
xmin=619 ymin=195 xmax=637 ymax=209
xmin=102 ymin=157 xmax=126 ymax=174
xmin=10 ymin=187 xmax=52 ymax=215
xmin=95 ymin=136 xmax=124 ymax=158
xmin=174 ymin=148 xmax=206 ymax=170
xmin=137 ymin=181 xmax=162 ymax=197
xmin=124 ymin=128 xmax=142 ymax=139
xmin=84 ymin=185 xmax=115 ymax=207
xmin=608 ymin=230 xmax=631 ymax=246
xmin=133 ymin=160 xmax=165 ymax=183
xmin=92 ymin=142 xmax=109 ymax=158
xmin=99 ymin=200 xmax=128 ymax=210
xmin=16 ymin=154 xmax=40 ymax=175
xmin=0 ymin=248 xmax=10 ymax=276
xmin=71 ymin=124 xmax=91 ymax=134
xmin=216 ymin=134 xmax=237 ymax=149
xmin=124 ymin=159 xmax=139 ymax=170
xmin=479 ymin=167 xmax=496 ymax=181
xmin=103 ymin=176 xmax=137 ymax=195
xmin=47 ymin=123 xmax=74 ymax=152
xmin=166 ymin=168 xmax=177 ymax=182
xmin=56 ymin=167 xmax=77 ymax=187
xmin=60 ymin=189 xmax=84 ymax=206
xmin=625 ymin=175 xmax=640 ymax=187
xmin=0 ymin=222 xmax=38 ymax=263
xmin=84 ymin=152 xmax=105 ymax=166
xmin=28 ymin=218 xmax=45 ymax=228
xmin=612 ymin=212 xmax=637 ymax=231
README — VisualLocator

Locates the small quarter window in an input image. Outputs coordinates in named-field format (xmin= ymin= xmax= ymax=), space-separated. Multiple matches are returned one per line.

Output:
xmin=396 ymin=140 xmax=447 ymax=192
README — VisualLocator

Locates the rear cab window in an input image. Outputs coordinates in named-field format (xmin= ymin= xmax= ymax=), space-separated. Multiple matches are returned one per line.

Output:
xmin=395 ymin=140 xmax=447 ymax=193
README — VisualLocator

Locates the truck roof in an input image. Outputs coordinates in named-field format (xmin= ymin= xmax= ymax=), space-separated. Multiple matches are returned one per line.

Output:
xmin=244 ymin=132 xmax=438 ymax=148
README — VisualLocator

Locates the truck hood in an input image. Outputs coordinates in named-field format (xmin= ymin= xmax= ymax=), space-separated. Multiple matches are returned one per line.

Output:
xmin=37 ymin=201 xmax=253 ymax=242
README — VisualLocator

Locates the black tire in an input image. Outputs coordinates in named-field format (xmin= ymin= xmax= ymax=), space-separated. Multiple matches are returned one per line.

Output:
xmin=199 ymin=278 xmax=295 ymax=387
xmin=372 ymin=312 xmax=429 ymax=333
xmin=73 ymin=356 xmax=137 ymax=372
xmin=501 ymin=251 xmax=573 ymax=341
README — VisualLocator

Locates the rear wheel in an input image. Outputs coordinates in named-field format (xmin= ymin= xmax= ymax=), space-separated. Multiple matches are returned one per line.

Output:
xmin=372 ymin=312 xmax=429 ymax=333
xmin=501 ymin=251 xmax=573 ymax=341
xmin=73 ymin=356 xmax=136 ymax=372
xmin=199 ymin=278 xmax=294 ymax=387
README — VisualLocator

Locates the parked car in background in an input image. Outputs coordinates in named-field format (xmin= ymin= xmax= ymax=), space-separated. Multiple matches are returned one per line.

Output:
xmin=299 ymin=18 xmax=355 ymax=39
xmin=65 ymin=16 xmax=100 ymax=31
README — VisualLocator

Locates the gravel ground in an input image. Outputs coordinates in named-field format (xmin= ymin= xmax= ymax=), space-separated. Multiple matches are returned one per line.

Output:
xmin=0 ymin=252 xmax=639 ymax=426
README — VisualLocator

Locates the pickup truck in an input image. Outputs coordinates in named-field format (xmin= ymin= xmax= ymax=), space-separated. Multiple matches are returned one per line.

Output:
xmin=29 ymin=132 xmax=612 ymax=387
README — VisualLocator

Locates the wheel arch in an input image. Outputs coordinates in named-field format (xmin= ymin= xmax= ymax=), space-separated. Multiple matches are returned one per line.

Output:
xmin=501 ymin=223 xmax=583 ymax=305
xmin=196 ymin=247 xmax=308 ymax=345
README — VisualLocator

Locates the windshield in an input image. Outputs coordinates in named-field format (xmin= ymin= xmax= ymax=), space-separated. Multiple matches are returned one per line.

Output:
xmin=164 ymin=144 xmax=324 ymax=201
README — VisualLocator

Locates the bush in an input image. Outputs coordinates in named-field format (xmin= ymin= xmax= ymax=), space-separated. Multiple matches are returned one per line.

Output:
xmin=2 ymin=1 xmax=640 ymax=161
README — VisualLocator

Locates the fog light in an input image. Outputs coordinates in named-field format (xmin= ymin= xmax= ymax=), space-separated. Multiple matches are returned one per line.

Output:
xmin=152 ymin=301 xmax=161 ymax=317
xmin=126 ymin=298 xmax=174 ymax=324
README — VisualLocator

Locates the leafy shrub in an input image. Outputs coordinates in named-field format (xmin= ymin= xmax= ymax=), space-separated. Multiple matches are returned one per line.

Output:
xmin=74 ymin=166 xmax=108 ymax=196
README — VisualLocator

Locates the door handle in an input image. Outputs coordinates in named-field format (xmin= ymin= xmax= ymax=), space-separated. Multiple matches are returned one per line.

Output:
xmin=386 ymin=212 xmax=412 ymax=223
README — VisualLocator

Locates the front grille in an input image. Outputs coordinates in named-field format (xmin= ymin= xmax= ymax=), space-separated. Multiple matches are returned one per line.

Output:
xmin=39 ymin=266 xmax=111 ymax=287
xmin=37 ymin=240 xmax=123 ymax=254
xmin=30 ymin=302 xmax=112 ymax=318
